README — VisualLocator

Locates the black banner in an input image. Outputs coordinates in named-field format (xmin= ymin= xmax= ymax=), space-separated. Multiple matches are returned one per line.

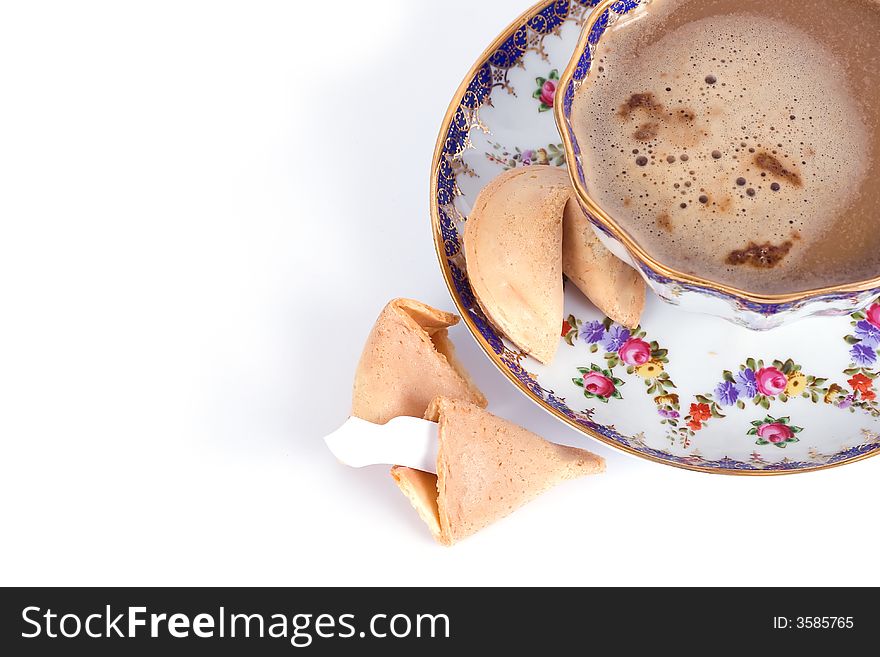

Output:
xmin=0 ymin=588 xmax=871 ymax=654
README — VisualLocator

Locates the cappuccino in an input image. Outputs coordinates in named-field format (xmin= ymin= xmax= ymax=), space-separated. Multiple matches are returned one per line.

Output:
xmin=572 ymin=0 xmax=880 ymax=294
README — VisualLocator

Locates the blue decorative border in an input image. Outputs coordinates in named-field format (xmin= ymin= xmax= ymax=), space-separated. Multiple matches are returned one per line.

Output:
xmin=432 ymin=0 xmax=880 ymax=473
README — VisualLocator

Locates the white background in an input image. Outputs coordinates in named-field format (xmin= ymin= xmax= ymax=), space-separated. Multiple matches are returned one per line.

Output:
xmin=1 ymin=0 xmax=878 ymax=587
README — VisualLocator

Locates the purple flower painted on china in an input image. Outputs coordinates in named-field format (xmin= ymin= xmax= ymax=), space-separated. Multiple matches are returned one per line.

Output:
xmin=838 ymin=395 xmax=855 ymax=410
xmin=854 ymin=320 xmax=880 ymax=346
xmin=580 ymin=320 xmax=606 ymax=345
xmin=602 ymin=326 xmax=631 ymax=353
xmin=851 ymin=343 xmax=877 ymax=366
xmin=658 ymin=409 xmax=680 ymax=419
xmin=735 ymin=368 xmax=758 ymax=399
xmin=715 ymin=380 xmax=740 ymax=406
xmin=521 ymin=149 xmax=535 ymax=166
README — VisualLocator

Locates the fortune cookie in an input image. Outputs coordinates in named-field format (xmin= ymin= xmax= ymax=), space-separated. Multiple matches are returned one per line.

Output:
xmin=464 ymin=166 xmax=570 ymax=364
xmin=352 ymin=298 xmax=486 ymax=425
xmin=562 ymin=199 xmax=646 ymax=328
xmin=392 ymin=397 xmax=605 ymax=546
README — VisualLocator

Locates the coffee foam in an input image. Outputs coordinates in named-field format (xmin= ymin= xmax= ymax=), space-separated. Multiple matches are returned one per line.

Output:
xmin=573 ymin=8 xmax=872 ymax=294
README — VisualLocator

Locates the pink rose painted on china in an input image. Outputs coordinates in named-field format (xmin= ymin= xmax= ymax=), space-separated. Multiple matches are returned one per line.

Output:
xmin=533 ymin=69 xmax=559 ymax=113
xmin=757 ymin=423 xmax=794 ymax=443
xmin=749 ymin=416 xmax=802 ymax=448
xmin=540 ymin=80 xmax=557 ymax=106
xmin=574 ymin=365 xmax=623 ymax=403
xmin=583 ymin=372 xmax=615 ymax=398
xmin=866 ymin=303 xmax=880 ymax=329
xmin=755 ymin=367 xmax=788 ymax=397
xmin=618 ymin=338 xmax=652 ymax=366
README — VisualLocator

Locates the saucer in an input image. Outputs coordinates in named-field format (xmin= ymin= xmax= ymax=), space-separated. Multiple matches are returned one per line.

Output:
xmin=430 ymin=0 xmax=880 ymax=474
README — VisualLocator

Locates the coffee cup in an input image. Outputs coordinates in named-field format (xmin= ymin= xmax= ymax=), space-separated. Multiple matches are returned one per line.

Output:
xmin=555 ymin=0 xmax=880 ymax=330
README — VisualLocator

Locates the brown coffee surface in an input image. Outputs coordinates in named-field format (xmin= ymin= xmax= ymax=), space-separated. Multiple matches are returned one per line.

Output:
xmin=572 ymin=0 xmax=880 ymax=294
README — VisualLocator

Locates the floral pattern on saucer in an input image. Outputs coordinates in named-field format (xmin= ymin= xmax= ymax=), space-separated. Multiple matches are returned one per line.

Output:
xmin=565 ymin=314 xmax=681 ymax=420
xmin=486 ymin=141 xmax=566 ymax=169
xmin=678 ymin=358 xmax=823 ymax=434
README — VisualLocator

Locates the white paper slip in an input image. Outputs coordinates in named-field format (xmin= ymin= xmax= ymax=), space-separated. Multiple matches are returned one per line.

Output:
xmin=323 ymin=416 xmax=439 ymax=474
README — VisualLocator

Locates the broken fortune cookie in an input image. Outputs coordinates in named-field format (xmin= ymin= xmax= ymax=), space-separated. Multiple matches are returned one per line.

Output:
xmin=464 ymin=166 xmax=570 ymax=364
xmin=391 ymin=397 xmax=605 ymax=546
xmin=562 ymin=199 xmax=646 ymax=328
xmin=352 ymin=298 xmax=487 ymax=426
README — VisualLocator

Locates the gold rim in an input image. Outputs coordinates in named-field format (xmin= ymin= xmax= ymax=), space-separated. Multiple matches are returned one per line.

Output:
xmin=429 ymin=0 xmax=880 ymax=475
xmin=554 ymin=0 xmax=880 ymax=305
